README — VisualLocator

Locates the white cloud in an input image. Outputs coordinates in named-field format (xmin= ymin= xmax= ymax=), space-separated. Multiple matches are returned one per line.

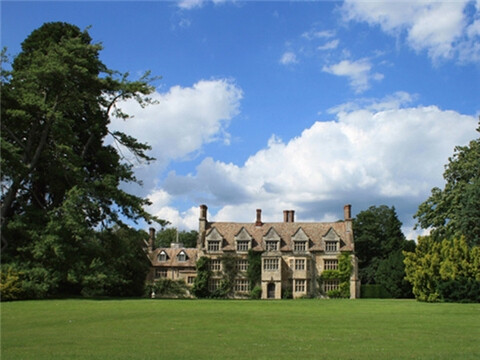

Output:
xmin=158 ymin=93 xmax=477 ymax=235
xmin=178 ymin=0 xmax=228 ymax=10
xmin=109 ymin=79 xmax=243 ymax=194
xmin=341 ymin=0 xmax=480 ymax=63
xmin=302 ymin=29 xmax=336 ymax=40
xmin=322 ymin=58 xmax=383 ymax=93
xmin=317 ymin=39 xmax=340 ymax=51
xmin=280 ymin=51 xmax=298 ymax=65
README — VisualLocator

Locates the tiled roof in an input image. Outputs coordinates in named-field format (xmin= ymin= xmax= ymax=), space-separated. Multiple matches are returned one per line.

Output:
xmin=205 ymin=221 xmax=353 ymax=252
xmin=150 ymin=247 xmax=199 ymax=267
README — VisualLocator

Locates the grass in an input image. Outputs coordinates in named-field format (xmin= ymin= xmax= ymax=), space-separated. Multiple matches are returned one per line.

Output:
xmin=1 ymin=299 xmax=479 ymax=359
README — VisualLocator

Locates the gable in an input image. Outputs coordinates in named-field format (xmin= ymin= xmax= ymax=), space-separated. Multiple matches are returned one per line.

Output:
xmin=235 ymin=227 xmax=252 ymax=241
xmin=264 ymin=227 xmax=281 ymax=241
xmin=323 ymin=227 xmax=340 ymax=241
xmin=206 ymin=227 xmax=223 ymax=241
xmin=292 ymin=227 xmax=309 ymax=241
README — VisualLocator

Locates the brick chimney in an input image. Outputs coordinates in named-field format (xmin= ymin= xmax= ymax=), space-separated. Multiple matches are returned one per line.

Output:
xmin=289 ymin=210 xmax=295 ymax=223
xmin=255 ymin=209 xmax=263 ymax=226
xmin=283 ymin=210 xmax=289 ymax=222
xmin=344 ymin=204 xmax=352 ymax=220
xmin=148 ymin=227 xmax=155 ymax=252
xmin=198 ymin=204 xmax=208 ymax=249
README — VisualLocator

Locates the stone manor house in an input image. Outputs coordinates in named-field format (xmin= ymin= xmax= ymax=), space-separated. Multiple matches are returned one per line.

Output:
xmin=146 ymin=205 xmax=360 ymax=299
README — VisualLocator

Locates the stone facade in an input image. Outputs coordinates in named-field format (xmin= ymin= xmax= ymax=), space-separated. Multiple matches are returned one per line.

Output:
xmin=146 ymin=204 xmax=360 ymax=299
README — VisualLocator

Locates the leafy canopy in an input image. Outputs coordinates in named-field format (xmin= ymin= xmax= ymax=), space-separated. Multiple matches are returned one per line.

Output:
xmin=414 ymin=123 xmax=480 ymax=246
xmin=1 ymin=22 xmax=162 ymax=298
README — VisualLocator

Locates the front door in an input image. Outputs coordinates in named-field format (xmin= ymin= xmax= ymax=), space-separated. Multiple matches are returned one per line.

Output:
xmin=267 ymin=283 xmax=275 ymax=299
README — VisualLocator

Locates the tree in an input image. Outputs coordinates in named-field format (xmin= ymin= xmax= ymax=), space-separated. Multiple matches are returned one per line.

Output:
xmin=155 ymin=228 xmax=198 ymax=248
xmin=404 ymin=236 xmax=480 ymax=302
xmin=414 ymin=124 xmax=480 ymax=246
xmin=354 ymin=205 xmax=414 ymax=298
xmin=1 ymin=22 xmax=160 ymax=297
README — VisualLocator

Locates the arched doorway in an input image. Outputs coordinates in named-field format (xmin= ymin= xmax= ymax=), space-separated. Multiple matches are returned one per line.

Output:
xmin=267 ymin=283 xmax=276 ymax=299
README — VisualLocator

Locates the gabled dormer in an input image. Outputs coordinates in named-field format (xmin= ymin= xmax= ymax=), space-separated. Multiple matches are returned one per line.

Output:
xmin=292 ymin=227 xmax=309 ymax=253
xmin=158 ymin=250 xmax=168 ymax=262
xmin=322 ymin=228 xmax=343 ymax=253
xmin=205 ymin=227 xmax=223 ymax=253
xmin=264 ymin=227 xmax=281 ymax=252
xmin=235 ymin=227 xmax=252 ymax=253
xmin=177 ymin=250 xmax=187 ymax=262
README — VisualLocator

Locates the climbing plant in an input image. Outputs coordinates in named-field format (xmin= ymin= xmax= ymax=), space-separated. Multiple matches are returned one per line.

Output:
xmin=192 ymin=257 xmax=211 ymax=298
xmin=318 ymin=252 xmax=353 ymax=298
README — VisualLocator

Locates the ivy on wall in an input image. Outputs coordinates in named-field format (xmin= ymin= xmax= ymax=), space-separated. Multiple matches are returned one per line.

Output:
xmin=192 ymin=256 xmax=211 ymax=298
xmin=318 ymin=252 xmax=353 ymax=298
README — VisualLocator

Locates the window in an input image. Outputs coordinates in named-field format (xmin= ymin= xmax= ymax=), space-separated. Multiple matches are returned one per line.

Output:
xmin=325 ymin=241 xmax=338 ymax=253
xmin=208 ymin=278 xmax=221 ymax=292
xmin=208 ymin=241 xmax=220 ymax=252
xmin=155 ymin=269 xmax=167 ymax=278
xmin=187 ymin=276 xmax=195 ymax=285
xmin=210 ymin=259 xmax=221 ymax=271
xmin=324 ymin=259 xmax=338 ymax=270
xmin=323 ymin=279 xmax=339 ymax=292
xmin=295 ymin=279 xmax=306 ymax=292
xmin=158 ymin=252 xmax=167 ymax=262
xmin=177 ymin=252 xmax=186 ymax=262
xmin=295 ymin=259 xmax=305 ymax=270
xmin=263 ymin=258 xmax=279 ymax=271
xmin=236 ymin=259 xmax=248 ymax=272
xmin=237 ymin=241 xmax=249 ymax=252
xmin=294 ymin=241 xmax=306 ymax=252
xmin=266 ymin=241 xmax=278 ymax=251
xmin=234 ymin=279 xmax=250 ymax=292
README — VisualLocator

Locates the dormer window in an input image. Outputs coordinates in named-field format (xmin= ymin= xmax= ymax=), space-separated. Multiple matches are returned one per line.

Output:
xmin=205 ymin=228 xmax=223 ymax=253
xmin=158 ymin=251 xmax=168 ymax=262
xmin=266 ymin=241 xmax=278 ymax=251
xmin=177 ymin=251 xmax=187 ymax=262
xmin=235 ymin=227 xmax=252 ymax=253
xmin=237 ymin=241 xmax=249 ymax=252
xmin=325 ymin=241 xmax=338 ymax=253
xmin=208 ymin=241 xmax=220 ymax=252
xmin=294 ymin=241 xmax=306 ymax=252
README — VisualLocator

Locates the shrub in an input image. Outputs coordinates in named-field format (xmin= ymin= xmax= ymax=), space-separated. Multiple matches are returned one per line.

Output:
xmin=361 ymin=284 xmax=391 ymax=298
xmin=0 ymin=265 xmax=24 ymax=301
xmin=250 ymin=285 xmax=262 ymax=299
xmin=146 ymin=279 xmax=189 ymax=298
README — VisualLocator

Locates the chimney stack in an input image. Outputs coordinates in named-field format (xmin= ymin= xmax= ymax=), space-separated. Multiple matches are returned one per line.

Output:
xmin=198 ymin=204 xmax=208 ymax=249
xmin=344 ymin=204 xmax=352 ymax=220
xmin=283 ymin=210 xmax=295 ymax=222
xmin=148 ymin=227 xmax=155 ymax=252
xmin=256 ymin=209 xmax=263 ymax=226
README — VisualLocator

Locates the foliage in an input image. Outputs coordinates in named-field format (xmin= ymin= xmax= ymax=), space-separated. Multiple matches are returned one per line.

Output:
xmin=3 ymin=299 xmax=480 ymax=359
xmin=145 ymin=278 xmax=189 ymax=298
xmin=0 ymin=265 xmax=24 ymax=301
xmin=250 ymin=285 xmax=262 ymax=299
xmin=404 ymin=236 xmax=480 ymax=302
xmin=155 ymin=228 xmax=198 ymax=248
xmin=319 ymin=252 xmax=353 ymax=298
xmin=210 ymin=254 xmax=238 ymax=298
xmin=1 ymin=22 xmax=161 ymax=298
xmin=246 ymin=249 xmax=261 ymax=290
xmin=192 ymin=256 xmax=211 ymax=298
xmin=353 ymin=205 xmax=414 ymax=298
xmin=414 ymin=124 xmax=480 ymax=246
xmin=361 ymin=284 xmax=391 ymax=298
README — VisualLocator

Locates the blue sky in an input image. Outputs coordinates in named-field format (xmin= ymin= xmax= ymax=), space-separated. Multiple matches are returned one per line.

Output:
xmin=2 ymin=1 xmax=479 ymax=238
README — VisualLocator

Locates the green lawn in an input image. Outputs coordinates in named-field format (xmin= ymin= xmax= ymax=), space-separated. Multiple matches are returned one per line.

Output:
xmin=1 ymin=299 xmax=479 ymax=359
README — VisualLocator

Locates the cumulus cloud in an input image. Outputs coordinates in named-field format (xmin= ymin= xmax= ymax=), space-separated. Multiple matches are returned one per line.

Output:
xmin=280 ymin=51 xmax=299 ymax=65
xmin=108 ymin=79 xmax=243 ymax=194
xmin=322 ymin=58 xmax=384 ymax=93
xmin=178 ymin=0 xmax=227 ymax=10
xmin=341 ymin=0 xmax=480 ymax=63
xmin=154 ymin=93 xmax=477 ymax=236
